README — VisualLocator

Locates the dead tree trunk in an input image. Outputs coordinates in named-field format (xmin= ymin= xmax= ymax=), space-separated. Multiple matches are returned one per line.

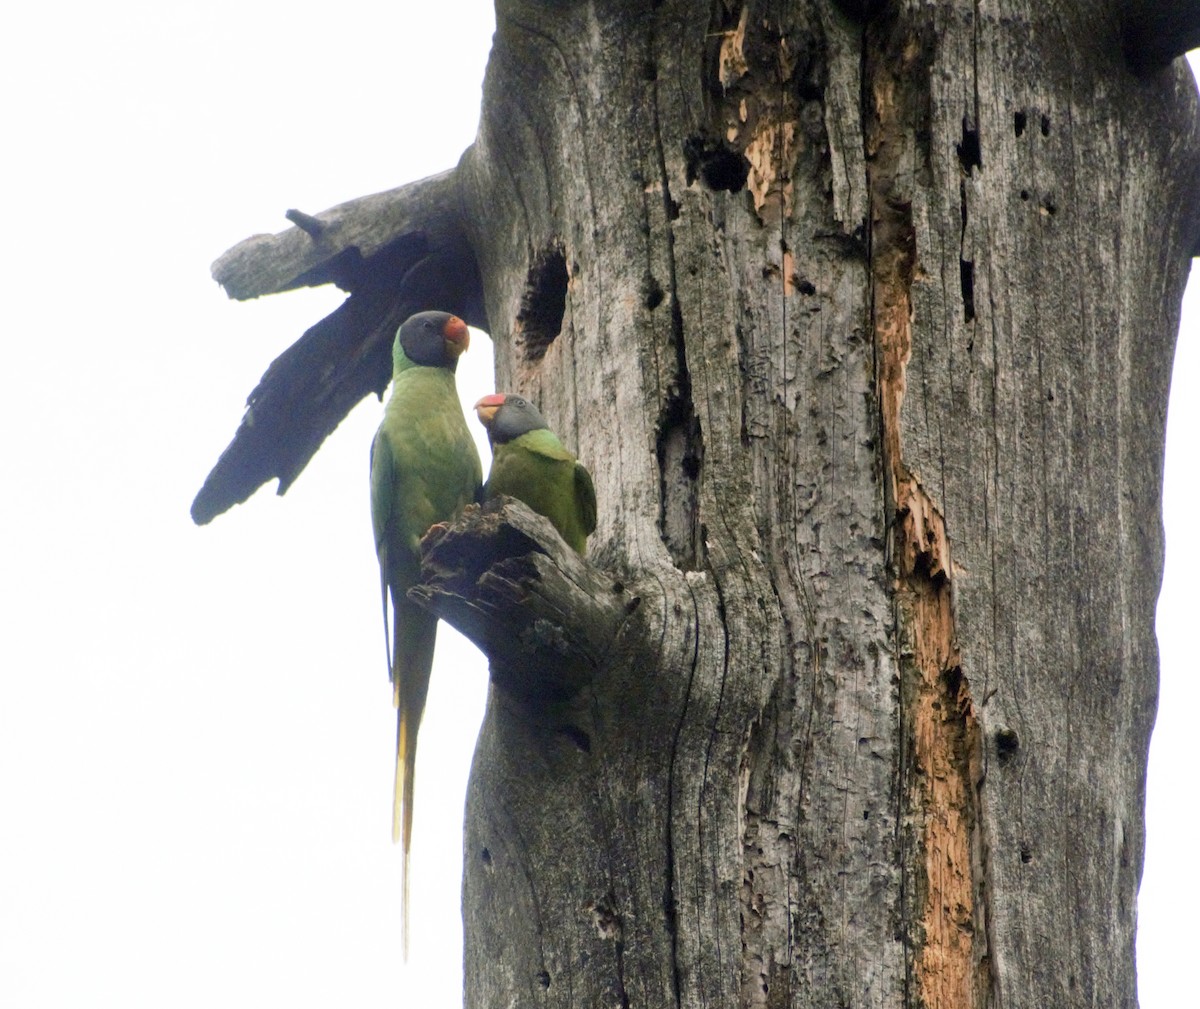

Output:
xmin=196 ymin=1 xmax=1200 ymax=1006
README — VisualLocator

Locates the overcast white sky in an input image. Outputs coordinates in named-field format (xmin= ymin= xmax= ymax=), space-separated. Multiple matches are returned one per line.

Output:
xmin=0 ymin=4 xmax=1194 ymax=1006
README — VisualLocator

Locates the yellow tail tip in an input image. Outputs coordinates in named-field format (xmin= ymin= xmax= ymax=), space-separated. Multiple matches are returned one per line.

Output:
xmin=393 ymin=712 xmax=408 ymax=842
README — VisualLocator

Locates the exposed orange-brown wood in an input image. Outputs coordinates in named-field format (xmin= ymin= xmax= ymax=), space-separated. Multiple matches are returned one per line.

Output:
xmin=868 ymin=24 xmax=986 ymax=1009
xmin=898 ymin=491 xmax=983 ymax=1009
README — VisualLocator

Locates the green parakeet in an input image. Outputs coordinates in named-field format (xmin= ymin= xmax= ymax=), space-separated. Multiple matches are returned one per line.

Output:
xmin=474 ymin=393 xmax=596 ymax=555
xmin=370 ymin=311 xmax=482 ymax=954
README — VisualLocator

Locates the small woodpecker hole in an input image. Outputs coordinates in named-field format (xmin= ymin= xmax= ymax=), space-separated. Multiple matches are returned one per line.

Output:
xmin=960 ymin=258 xmax=976 ymax=323
xmin=956 ymin=117 xmax=982 ymax=173
xmin=995 ymin=728 xmax=1020 ymax=763
xmin=684 ymin=133 xmax=750 ymax=193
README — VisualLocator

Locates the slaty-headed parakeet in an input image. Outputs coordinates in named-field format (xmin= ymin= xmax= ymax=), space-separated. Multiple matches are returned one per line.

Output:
xmin=370 ymin=311 xmax=482 ymax=954
xmin=474 ymin=393 xmax=596 ymax=554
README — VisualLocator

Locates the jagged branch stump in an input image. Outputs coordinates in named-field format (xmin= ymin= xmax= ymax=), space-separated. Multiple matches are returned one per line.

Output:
xmin=411 ymin=498 xmax=633 ymax=701
xmin=406 ymin=496 xmax=717 ymax=1006
xmin=192 ymin=167 xmax=485 ymax=525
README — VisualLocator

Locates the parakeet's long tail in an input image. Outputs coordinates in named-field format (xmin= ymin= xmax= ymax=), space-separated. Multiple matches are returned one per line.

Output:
xmin=391 ymin=598 xmax=437 ymax=962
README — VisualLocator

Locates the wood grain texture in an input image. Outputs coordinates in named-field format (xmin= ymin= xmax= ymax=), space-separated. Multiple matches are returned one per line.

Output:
xmin=883 ymin=4 xmax=1198 ymax=1003
xmin=197 ymin=0 xmax=1200 ymax=1004
xmin=456 ymin=1 xmax=1199 ymax=1006
xmin=458 ymin=2 xmax=900 ymax=1004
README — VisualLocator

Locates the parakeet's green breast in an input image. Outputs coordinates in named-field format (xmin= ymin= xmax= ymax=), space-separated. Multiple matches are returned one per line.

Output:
xmin=377 ymin=366 xmax=481 ymax=558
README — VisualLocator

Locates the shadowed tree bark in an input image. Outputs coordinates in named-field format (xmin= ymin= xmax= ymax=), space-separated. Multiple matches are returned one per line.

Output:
xmin=196 ymin=1 xmax=1200 ymax=1006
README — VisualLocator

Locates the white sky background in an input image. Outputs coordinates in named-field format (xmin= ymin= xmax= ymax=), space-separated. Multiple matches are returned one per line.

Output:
xmin=0 ymin=4 xmax=1193 ymax=1006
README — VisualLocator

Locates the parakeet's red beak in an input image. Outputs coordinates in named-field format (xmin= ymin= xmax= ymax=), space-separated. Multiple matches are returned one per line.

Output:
xmin=442 ymin=315 xmax=470 ymax=356
xmin=474 ymin=392 xmax=506 ymax=427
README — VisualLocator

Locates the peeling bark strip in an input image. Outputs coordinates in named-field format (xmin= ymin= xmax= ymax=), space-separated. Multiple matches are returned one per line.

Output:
xmin=895 ymin=488 xmax=987 ymax=1009
xmin=866 ymin=15 xmax=987 ymax=1009
xmin=700 ymin=2 xmax=803 ymax=225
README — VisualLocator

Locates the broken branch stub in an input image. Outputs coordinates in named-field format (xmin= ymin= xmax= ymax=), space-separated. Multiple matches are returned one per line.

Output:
xmin=192 ymin=166 xmax=487 ymax=525
xmin=212 ymin=169 xmax=483 ymax=308
xmin=1120 ymin=0 xmax=1200 ymax=75
xmin=410 ymin=498 xmax=630 ymax=700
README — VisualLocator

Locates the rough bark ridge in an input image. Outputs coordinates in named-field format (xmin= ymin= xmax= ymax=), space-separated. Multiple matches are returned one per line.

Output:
xmin=451 ymin=2 xmax=1197 ymax=1006
xmin=197 ymin=0 xmax=1200 ymax=1006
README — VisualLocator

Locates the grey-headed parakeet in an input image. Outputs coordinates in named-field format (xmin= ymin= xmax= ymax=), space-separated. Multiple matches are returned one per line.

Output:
xmin=370 ymin=311 xmax=482 ymax=953
xmin=474 ymin=393 xmax=596 ymax=554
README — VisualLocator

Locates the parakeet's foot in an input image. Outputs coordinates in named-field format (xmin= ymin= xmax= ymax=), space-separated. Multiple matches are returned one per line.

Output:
xmin=419 ymin=521 xmax=453 ymax=551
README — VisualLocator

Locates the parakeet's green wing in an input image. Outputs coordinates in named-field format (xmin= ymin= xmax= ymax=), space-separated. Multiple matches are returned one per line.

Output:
xmin=484 ymin=430 xmax=594 ymax=554
xmin=521 ymin=434 xmax=597 ymax=540
xmin=575 ymin=460 xmax=597 ymax=537
xmin=369 ymin=429 xmax=395 ymax=672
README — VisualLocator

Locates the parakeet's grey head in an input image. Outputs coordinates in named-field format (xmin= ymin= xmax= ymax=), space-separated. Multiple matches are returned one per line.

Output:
xmin=474 ymin=393 xmax=549 ymax=444
xmin=395 ymin=311 xmax=470 ymax=372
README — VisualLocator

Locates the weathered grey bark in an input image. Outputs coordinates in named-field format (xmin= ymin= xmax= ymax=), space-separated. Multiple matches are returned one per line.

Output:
xmin=191 ymin=173 xmax=484 ymax=524
xmin=196 ymin=1 xmax=1200 ymax=1006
